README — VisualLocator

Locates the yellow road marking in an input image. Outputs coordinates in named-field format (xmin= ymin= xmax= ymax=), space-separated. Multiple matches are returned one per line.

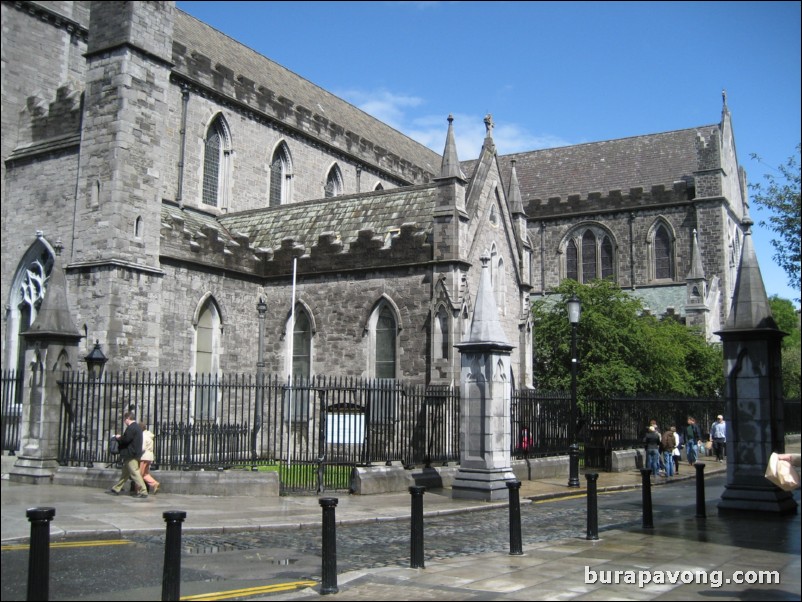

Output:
xmin=2 ymin=540 xmax=133 ymax=551
xmin=533 ymin=489 xmax=619 ymax=504
xmin=180 ymin=580 xmax=318 ymax=601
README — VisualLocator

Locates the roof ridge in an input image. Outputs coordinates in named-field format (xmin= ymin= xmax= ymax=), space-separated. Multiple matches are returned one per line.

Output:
xmin=497 ymin=123 xmax=721 ymax=159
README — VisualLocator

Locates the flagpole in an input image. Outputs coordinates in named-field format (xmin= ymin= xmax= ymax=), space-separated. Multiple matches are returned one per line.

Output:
xmin=287 ymin=256 xmax=297 ymax=468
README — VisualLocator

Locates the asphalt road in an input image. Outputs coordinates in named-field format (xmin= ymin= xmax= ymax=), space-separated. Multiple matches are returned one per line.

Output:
xmin=0 ymin=476 xmax=779 ymax=601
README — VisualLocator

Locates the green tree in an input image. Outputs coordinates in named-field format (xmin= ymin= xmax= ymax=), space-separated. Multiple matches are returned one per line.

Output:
xmin=532 ymin=280 xmax=723 ymax=401
xmin=749 ymin=144 xmax=801 ymax=298
xmin=769 ymin=295 xmax=801 ymax=400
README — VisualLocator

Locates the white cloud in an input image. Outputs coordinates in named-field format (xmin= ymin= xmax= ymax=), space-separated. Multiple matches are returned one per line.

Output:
xmin=337 ymin=88 xmax=424 ymax=131
xmin=339 ymin=88 xmax=571 ymax=160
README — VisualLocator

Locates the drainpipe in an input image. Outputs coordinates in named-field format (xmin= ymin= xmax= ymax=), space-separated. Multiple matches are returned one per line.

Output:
xmin=176 ymin=86 xmax=190 ymax=208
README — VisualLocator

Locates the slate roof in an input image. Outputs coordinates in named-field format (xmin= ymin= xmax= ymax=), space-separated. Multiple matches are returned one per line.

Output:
xmin=217 ymin=185 xmax=438 ymax=252
xmin=463 ymin=125 xmax=718 ymax=204
xmin=173 ymin=9 xmax=441 ymax=179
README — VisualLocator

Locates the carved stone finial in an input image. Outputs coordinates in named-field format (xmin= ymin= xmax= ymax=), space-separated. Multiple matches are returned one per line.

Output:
xmin=484 ymin=114 xmax=494 ymax=136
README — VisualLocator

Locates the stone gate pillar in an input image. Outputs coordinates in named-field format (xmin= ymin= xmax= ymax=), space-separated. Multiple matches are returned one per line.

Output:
xmin=10 ymin=243 xmax=82 ymax=484
xmin=716 ymin=222 xmax=796 ymax=514
xmin=452 ymin=252 xmax=516 ymax=501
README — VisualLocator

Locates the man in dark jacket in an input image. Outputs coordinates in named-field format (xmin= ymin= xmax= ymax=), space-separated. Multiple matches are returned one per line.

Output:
xmin=106 ymin=411 xmax=148 ymax=498
xmin=684 ymin=416 xmax=702 ymax=466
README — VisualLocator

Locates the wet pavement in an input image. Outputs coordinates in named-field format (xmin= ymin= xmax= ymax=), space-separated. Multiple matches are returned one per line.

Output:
xmin=2 ymin=457 xmax=800 ymax=601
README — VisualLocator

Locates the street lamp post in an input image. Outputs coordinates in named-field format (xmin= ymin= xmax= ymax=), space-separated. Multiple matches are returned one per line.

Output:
xmin=567 ymin=295 xmax=581 ymax=488
xmin=254 ymin=298 xmax=268 ymax=463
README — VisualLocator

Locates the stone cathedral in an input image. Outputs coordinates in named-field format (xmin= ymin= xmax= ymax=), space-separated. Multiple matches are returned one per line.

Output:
xmin=2 ymin=1 xmax=751 ymax=389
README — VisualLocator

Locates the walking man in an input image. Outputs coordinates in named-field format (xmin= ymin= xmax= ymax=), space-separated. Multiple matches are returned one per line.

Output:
xmin=106 ymin=411 xmax=148 ymax=498
xmin=684 ymin=416 xmax=702 ymax=466
xmin=710 ymin=414 xmax=726 ymax=462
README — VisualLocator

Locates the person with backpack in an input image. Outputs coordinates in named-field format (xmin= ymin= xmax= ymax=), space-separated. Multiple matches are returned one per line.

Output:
xmin=661 ymin=428 xmax=676 ymax=477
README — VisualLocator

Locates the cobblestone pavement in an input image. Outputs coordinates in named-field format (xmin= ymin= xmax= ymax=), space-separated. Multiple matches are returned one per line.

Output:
xmin=132 ymin=484 xmax=662 ymax=573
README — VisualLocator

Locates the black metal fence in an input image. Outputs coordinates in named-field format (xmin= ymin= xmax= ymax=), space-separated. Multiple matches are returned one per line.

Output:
xmin=3 ymin=366 xmax=799 ymax=491
xmin=510 ymin=389 xmax=571 ymax=459
xmin=54 ymin=372 xmax=460 ymax=492
xmin=785 ymin=400 xmax=801 ymax=434
xmin=581 ymin=396 xmax=725 ymax=469
xmin=1 ymin=370 xmax=22 ymax=454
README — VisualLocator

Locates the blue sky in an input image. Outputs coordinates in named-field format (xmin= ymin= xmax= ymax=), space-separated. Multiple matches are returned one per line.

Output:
xmin=177 ymin=1 xmax=801 ymax=303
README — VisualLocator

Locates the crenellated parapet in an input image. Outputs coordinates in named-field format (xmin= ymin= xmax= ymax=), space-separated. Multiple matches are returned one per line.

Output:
xmin=161 ymin=204 xmax=431 ymax=277
xmin=694 ymin=128 xmax=724 ymax=198
xmin=524 ymin=181 xmax=692 ymax=219
xmin=171 ymin=42 xmax=435 ymax=186
xmin=8 ymin=84 xmax=83 ymax=162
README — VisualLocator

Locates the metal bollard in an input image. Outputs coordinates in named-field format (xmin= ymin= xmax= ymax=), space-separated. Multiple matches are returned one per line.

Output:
xmin=640 ymin=468 xmax=654 ymax=529
xmin=161 ymin=510 xmax=187 ymax=602
xmin=695 ymin=462 xmax=706 ymax=518
xmin=26 ymin=507 xmax=55 ymax=602
xmin=506 ymin=480 xmax=523 ymax=555
xmin=319 ymin=498 xmax=339 ymax=595
xmin=585 ymin=473 xmax=599 ymax=540
xmin=409 ymin=486 xmax=426 ymax=568
xmin=568 ymin=444 xmax=581 ymax=488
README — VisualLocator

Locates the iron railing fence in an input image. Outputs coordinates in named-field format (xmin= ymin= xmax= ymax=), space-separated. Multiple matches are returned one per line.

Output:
xmin=4 ymin=365 xmax=793 ymax=489
xmin=582 ymin=395 xmax=725 ymax=468
xmin=1 ymin=370 xmax=23 ymax=453
xmin=55 ymin=372 xmax=461 ymax=491
xmin=784 ymin=399 xmax=801 ymax=435
xmin=510 ymin=389 xmax=571 ymax=459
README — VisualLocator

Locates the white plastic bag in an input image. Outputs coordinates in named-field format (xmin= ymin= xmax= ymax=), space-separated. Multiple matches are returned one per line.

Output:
xmin=765 ymin=452 xmax=801 ymax=491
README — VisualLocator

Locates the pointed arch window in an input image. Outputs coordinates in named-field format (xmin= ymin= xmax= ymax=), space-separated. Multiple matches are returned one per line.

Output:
xmin=286 ymin=306 xmax=313 ymax=421
xmin=5 ymin=240 xmax=54 ymax=376
xmin=654 ymin=225 xmax=673 ymax=279
xmin=269 ymin=143 xmax=292 ymax=207
xmin=563 ymin=226 xmax=617 ymax=284
xmin=582 ymin=230 xmax=597 ymax=281
xmin=202 ymin=116 xmax=230 ymax=208
xmin=566 ymin=240 xmax=578 ymax=282
xmin=435 ymin=306 xmax=450 ymax=360
xmin=601 ymin=236 xmax=614 ymax=279
xmin=293 ymin=308 xmax=312 ymax=380
xmin=194 ymin=298 xmax=221 ymax=421
xmin=324 ymin=164 xmax=343 ymax=198
xmin=375 ymin=305 xmax=397 ymax=379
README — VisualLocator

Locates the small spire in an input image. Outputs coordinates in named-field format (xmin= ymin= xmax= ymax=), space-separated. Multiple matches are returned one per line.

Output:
xmin=439 ymin=114 xmax=463 ymax=180
xmin=484 ymin=114 xmax=494 ymax=138
xmin=686 ymin=229 xmax=705 ymax=280
xmin=508 ymin=159 xmax=524 ymax=215
xmin=462 ymin=250 xmax=511 ymax=347
xmin=723 ymin=223 xmax=778 ymax=331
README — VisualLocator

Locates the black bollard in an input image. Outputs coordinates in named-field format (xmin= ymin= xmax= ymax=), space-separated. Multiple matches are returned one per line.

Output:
xmin=161 ymin=511 xmax=186 ymax=602
xmin=568 ymin=443 xmax=581 ymax=488
xmin=695 ymin=462 xmax=706 ymax=518
xmin=640 ymin=468 xmax=654 ymax=529
xmin=585 ymin=473 xmax=599 ymax=540
xmin=319 ymin=497 xmax=339 ymax=595
xmin=506 ymin=480 xmax=523 ymax=555
xmin=409 ymin=486 xmax=426 ymax=568
xmin=26 ymin=507 xmax=55 ymax=602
